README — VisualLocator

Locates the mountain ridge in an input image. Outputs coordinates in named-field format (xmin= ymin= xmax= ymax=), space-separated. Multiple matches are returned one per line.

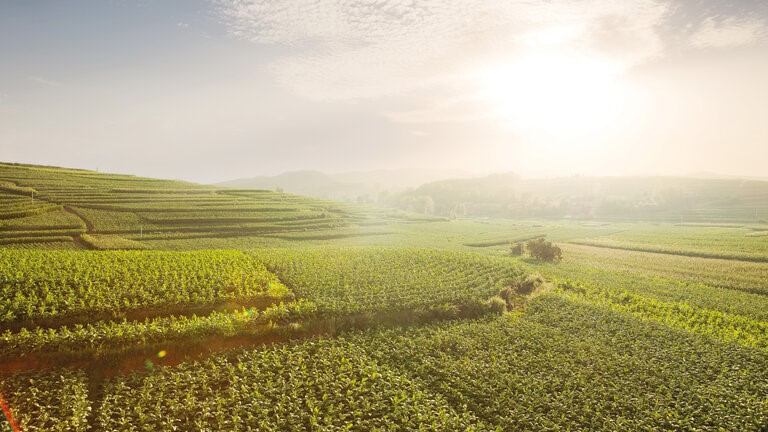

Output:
xmin=216 ymin=168 xmax=475 ymax=201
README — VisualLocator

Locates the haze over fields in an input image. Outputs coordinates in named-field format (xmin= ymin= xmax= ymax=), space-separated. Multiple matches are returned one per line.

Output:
xmin=2 ymin=3 xmax=768 ymax=429
xmin=2 ymin=1 xmax=767 ymax=183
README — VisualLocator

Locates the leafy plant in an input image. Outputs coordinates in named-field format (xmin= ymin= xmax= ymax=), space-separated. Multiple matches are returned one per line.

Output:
xmin=526 ymin=237 xmax=562 ymax=262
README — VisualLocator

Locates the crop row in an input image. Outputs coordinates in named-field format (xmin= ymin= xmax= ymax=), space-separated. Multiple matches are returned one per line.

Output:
xmin=577 ymin=224 xmax=768 ymax=256
xmin=140 ymin=212 xmax=333 ymax=225
xmin=0 ymin=241 xmax=77 ymax=250
xmin=0 ymin=300 xmax=318 ymax=359
xmin=97 ymin=338 xmax=486 ymax=431
xmin=2 ymin=340 xmax=486 ymax=431
xmin=0 ymin=236 xmax=75 ymax=246
xmin=556 ymin=280 xmax=768 ymax=351
xmin=569 ymin=238 xmax=768 ymax=262
xmin=78 ymin=234 xmax=147 ymax=250
xmin=525 ymin=257 xmax=768 ymax=322
xmin=0 ymin=208 xmax=85 ymax=230
xmin=0 ymin=203 xmax=61 ymax=220
xmin=0 ymin=228 xmax=83 ymax=239
xmin=556 ymin=243 xmax=768 ymax=296
xmin=0 ymin=250 xmax=291 ymax=325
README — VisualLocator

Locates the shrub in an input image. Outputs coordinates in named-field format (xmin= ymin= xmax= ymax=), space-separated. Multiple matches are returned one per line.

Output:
xmin=415 ymin=303 xmax=460 ymax=323
xmin=526 ymin=237 xmax=562 ymax=262
xmin=518 ymin=273 xmax=545 ymax=295
xmin=485 ymin=296 xmax=508 ymax=315
xmin=509 ymin=242 xmax=524 ymax=256
xmin=498 ymin=286 xmax=515 ymax=303
xmin=459 ymin=297 xmax=492 ymax=318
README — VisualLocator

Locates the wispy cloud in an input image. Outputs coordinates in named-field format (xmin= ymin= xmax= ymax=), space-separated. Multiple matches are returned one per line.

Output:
xmin=28 ymin=75 xmax=62 ymax=87
xmin=214 ymin=0 xmax=669 ymax=100
xmin=386 ymin=97 xmax=492 ymax=124
xmin=690 ymin=16 xmax=766 ymax=48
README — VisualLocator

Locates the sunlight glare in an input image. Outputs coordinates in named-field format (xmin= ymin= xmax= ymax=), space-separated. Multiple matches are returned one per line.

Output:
xmin=475 ymin=52 xmax=628 ymax=139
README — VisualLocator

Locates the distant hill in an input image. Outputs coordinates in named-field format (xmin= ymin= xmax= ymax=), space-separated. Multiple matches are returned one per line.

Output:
xmin=216 ymin=168 xmax=473 ymax=202
xmin=685 ymin=172 xmax=768 ymax=182
xmin=388 ymin=173 xmax=768 ymax=222
xmin=216 ymin=170 xmax=360 ymax=201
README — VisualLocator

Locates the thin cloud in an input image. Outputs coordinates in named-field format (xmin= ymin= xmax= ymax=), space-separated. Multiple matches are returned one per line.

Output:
xmin=214 ymin=0 xmax=670 ymax=100
xmin=28 ymin=75 xmax=62 ymax=87
xmin=387 ymin=96 xmax=492 ymax=124
xmin=690 ymin=16 xmax=767 ymax=48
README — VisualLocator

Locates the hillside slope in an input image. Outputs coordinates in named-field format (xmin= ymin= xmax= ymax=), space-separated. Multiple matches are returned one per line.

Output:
xmin=217 ymin=168 xmax=473 ymax=202
xmin=0 ymin=162 xmax=412 ymax=249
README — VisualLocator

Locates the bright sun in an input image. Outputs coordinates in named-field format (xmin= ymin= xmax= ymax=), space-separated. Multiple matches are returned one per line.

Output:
xmin=475 ymin=51 xmax=628 ymax=139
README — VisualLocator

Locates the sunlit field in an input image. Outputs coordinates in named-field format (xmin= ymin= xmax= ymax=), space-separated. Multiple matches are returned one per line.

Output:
xmin=0 ymin=163 xmax=766 ymax=430
xmin=3 ymin=1 xmax=768 ymax=429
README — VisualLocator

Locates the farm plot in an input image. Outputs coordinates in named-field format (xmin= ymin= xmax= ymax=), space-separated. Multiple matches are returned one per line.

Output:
xmin=0 ymin=250 xmax=291 ymax=327
xmin=254 ymin=247 xmax=524 ymax=314
xmin=356 ymin=294 xmax=768 ymax=431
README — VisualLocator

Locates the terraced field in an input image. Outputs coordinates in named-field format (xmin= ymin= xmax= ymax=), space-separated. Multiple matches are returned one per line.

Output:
xmin=0 ymin=163 xmax=420 ymax=249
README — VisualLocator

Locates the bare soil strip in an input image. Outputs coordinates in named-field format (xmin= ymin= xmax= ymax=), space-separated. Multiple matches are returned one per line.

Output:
xmin=2 ymin=296 xmax=285 ymax=332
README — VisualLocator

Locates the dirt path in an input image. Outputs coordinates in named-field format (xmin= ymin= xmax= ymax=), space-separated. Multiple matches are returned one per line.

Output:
xmin=1 ymin=180 xmax=93 ymax=234
xmin=63 ymin=206 xmax=93 ymax=232
xmin=0 ymin=180 xmax=93 ymax=249
xmin=61 ymin=206 xmax=96 ymax=250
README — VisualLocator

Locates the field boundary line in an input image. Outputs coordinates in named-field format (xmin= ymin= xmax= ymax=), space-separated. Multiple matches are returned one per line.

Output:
xmin=566 ymin=240 xmax=768 ymax=263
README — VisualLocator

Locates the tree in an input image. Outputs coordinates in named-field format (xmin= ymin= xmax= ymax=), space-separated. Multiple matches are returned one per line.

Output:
xmin=526 ymin=237 xmax=562 ymax=262
xmin=509 ymin=242 xmax=524 ymax=256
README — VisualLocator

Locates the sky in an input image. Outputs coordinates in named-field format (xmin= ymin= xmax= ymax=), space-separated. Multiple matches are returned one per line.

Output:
xmin=1 ymin=0 xmax=767 ymax=184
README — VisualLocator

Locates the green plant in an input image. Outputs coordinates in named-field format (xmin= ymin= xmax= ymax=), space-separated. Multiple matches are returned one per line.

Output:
xmin=485 ymin=295 xmax=507 ymax=315
xmin=509 ymin=242 xmax=524 ymax=256
xmin=526 ymin=237 xmax=562 ymax=262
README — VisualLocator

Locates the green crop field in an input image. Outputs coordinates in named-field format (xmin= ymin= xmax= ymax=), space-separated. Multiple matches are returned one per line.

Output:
xmin=1 ymin=163 xmax=767 ymax=431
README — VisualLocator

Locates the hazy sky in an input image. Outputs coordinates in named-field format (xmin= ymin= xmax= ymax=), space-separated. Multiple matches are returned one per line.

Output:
xmin=1 ymin=0 xmax=767 ymax=183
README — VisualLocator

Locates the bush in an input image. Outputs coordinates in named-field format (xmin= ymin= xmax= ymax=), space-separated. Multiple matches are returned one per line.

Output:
xmin=518 ymin=274 xmax=545 ymax=295
xmin=414 ymin=303 xmax=459 ymax=323
xmin=498 ymin=287 xmax=515 ymax=303
xmin=509 ymin=242 xmax=524 ymax=256
xmin=526 ymin=237 xmax=562 ymax=262
xmin=459 ymin=297 xmax=492 ymax=318
xmin=485 ymin=296 xmax=508 ymax=315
